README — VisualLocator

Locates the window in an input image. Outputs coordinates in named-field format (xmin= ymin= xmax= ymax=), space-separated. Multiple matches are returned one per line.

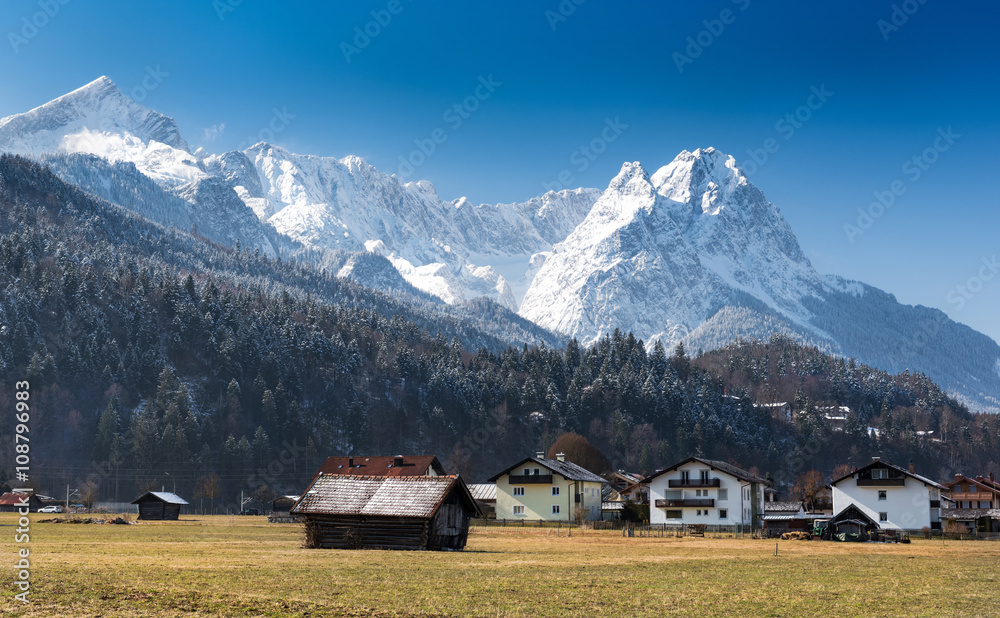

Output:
xmin=879 ymin=512 xmax=888 ymax=522
xmin=681 ymin=470 xmax=690 ymax=482
xmin=665 ymin=490 xmax=682 ymax=500
xmin=696 ymin=509 xmax=702 ymax=516
xmin=695 ymin=489 xmax=705 ymax=497
xmin=551 ymin=486 xmax=560 ymax=496
xmin=523 ymin=468 xmax=530 ymax=475
xmin=878 ymin=491 xmax=887 ymax=501
xmin=700 ymin=469 xmax=710 ymax=481
xmin=665 ymin=510 xmax=682 ymax=519
xmin=718 ymin=488 xmax=728 ymax=501
xmin=533 ymin=468 xmax=541 ymax=475
xmin=719 ymin=509 xmax=728 ymax=519
xmin=513 ymin=487 xmax=525 ymax=496
xmin=552 ymin=505 xmax=560 ymax=515
xmin=513 ymin=505 xmax=525 ymax=515
xmin=872 ymin=468 xmax=889 ymax=479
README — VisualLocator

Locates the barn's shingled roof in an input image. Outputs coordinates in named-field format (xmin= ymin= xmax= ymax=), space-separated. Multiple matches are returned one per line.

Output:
xmin=131 ymin=491 xmax=188 ymax=505
xmin=292 ymin=475 xmax=476 ymax=518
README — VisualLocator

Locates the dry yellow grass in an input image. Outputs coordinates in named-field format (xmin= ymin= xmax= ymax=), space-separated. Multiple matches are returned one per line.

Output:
xmin=2 ymin=513 xmax=999 ymax=616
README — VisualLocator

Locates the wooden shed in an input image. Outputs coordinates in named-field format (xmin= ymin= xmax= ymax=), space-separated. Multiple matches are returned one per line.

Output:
xmin=827 ymin=503 xmax=879 ymax=541
xmin=0 ymin=492 xmax=44 ymax=512
xmin=292 ymin=474 xmax=480 ymax=551
xmin=131 ymin=491 xmax=189 ymax=520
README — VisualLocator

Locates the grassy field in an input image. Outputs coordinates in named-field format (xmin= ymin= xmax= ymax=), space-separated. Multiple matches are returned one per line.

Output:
xmin=2 ymin=513 xmax=999 ymax=617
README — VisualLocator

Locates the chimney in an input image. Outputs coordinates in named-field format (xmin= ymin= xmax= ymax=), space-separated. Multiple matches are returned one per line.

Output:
xmin=536 ymin=451 xmax=545 ymax=459
xmin=872 ymin=456 xmax=880 ymax=462
xmin=956 ymin=474 xmax=962 ymax=480
xmin=348 ymin=457 xmax=354 ymax=468
xmin=909 ymin=461 xmax=915 ymax=474
xmin=556 ymin=452 xmax=565 ymax=462
xmin=394 ymin=455 xmax=404 ymax=467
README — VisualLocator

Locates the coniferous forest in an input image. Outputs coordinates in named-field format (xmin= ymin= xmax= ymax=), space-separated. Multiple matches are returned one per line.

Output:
xmin=1 ymin=155 xmax=997 ymax=512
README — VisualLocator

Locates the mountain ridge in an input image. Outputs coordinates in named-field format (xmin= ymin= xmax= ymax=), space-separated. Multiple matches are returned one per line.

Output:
xmin=1 ymin=77 xmax=997 ymax=411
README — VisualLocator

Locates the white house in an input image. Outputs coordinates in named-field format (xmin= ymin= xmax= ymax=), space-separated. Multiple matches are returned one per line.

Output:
xmin=645 ymin=456 xmax=766 ymax=527
xmin=829 ymin=457 xmax=945 ymax=531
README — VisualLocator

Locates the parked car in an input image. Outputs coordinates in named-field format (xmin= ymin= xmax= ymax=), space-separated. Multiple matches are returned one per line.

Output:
xmin=38 ymin=506 xmax=63 ymax=513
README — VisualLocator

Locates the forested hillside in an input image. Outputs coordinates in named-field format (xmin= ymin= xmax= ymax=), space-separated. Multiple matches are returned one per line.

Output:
xmin=0 ymin=155 xmax=995 ymax=513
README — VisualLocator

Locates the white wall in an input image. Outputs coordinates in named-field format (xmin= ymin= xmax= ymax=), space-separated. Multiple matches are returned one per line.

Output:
xmin=648 ymin=461 xmax=761 ymax=526
xmin=832 ymin=477 xmax=938 ymax=530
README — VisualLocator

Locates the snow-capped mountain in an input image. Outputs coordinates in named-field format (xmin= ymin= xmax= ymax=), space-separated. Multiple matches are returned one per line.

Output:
xmin=520 ymin=149 xmax=827 ymax=343
xmin=0 ymin=76 xmax=199 ymax=188
xmin=520 ymin=148 xmax=1000 ymax=411
xmin=205 ymin=142 xmax=599 ymax=308
xmin=0 ymin=77 xmax=276 ymax=257
xmin=1 ymin=78 xmax=998 ymax=410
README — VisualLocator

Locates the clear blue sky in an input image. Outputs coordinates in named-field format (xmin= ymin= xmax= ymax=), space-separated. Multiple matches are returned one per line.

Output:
xmin=2 ymin=1 xmax=998 ymax=343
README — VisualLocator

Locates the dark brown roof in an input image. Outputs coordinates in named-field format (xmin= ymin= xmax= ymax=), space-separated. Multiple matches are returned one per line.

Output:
xmin=291 ymin=475 xmax=478 ymax=518
xmin=314 ymin=455 xmax=446 ymax=478
xmin=643 ymin=456 xmax=767 ymax=484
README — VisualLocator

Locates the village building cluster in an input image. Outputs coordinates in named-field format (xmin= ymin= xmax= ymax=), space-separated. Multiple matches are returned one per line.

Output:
xmin=6 ymin=452 xmax=997 ymax=550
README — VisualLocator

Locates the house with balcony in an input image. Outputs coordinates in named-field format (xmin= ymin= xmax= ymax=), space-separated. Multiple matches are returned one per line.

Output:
xmin=488 ymin=452 xmax=605 ymax=521
xmin=645 ymin=456 xmax=766 ymax=527
xmin=941 ymin=474 xmax=1000 ymax=533
xmin=829 ymin=457 xmax=945 ymax=531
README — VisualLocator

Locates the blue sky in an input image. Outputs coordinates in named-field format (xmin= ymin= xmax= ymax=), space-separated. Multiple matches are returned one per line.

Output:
xmin=1 ymin=1 xmax=998 ymax=344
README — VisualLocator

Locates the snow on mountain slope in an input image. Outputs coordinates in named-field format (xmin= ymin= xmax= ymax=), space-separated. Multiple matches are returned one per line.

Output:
xmin=0 ymin=76 xmax=204 ymax=189
xmin=0 ymin=77 xmax=280 ymax=256
xmin=211 ymin=142 xmax=598 ymax=308
xmin=519 ymin=148 xmax=1000 ymax=410
xmin=520 ymin=150 xmax=831 ymax=345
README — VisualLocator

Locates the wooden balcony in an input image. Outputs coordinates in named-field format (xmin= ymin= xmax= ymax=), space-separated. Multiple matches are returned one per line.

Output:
xmin=668 ymin=478 xmax=721 ymax=488
xmin=857 ymin=478 xmax=905 ymax=487
xmin=950 ymin=492 xmax=995 ymax=501
xmin=508 ymin=474 xmax=553 ymax=484
xmin=655 ymin=498 xmax=714 ymax=508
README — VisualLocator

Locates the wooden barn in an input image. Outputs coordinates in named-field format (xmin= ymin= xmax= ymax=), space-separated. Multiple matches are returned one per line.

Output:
xmin=132 ymin=491 xmax=189 ymax=520
xmin=0 ymin=492 xmax=44 ymax=512
xmin=292 ymin=474 xmax=480 ymax=551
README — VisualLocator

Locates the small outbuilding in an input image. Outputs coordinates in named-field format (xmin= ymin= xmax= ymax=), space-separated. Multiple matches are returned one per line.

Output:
xmin=0 ymin=492 xmax=44 ymax=512
xmin=268 ymin=495 xmax=302 ymax=523
xmin=292 ymin=474 xmax=480 ymax=551
xmin=132 ymin=491 xmax=189 ymax=520
xmin=468 ymin=483 xmax=497 ymax=518
xmin=826 ymin=504 xmax=879 ymax=541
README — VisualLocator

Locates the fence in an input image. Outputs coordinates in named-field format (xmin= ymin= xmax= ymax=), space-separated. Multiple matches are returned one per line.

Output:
xmin=616 ymin=523 xmax=758 ymax=538
xmin=470 ymin=518 xmax=579 ymax=529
